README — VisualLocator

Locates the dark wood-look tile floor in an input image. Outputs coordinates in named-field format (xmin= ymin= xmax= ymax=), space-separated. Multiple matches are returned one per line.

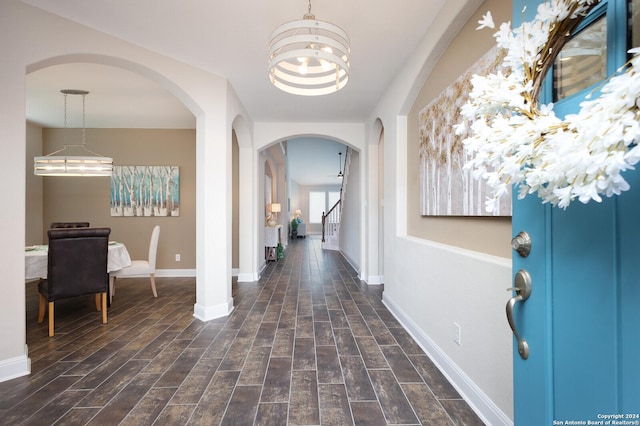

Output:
xmin=1 ymin=236 xmax=485 ymax=425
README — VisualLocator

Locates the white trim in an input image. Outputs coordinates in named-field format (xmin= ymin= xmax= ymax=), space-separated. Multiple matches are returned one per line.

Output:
xmin=237 ymin=272 xmax=259 ymax=282
xmin=155 ymin=269 xmax=196 ymax=277
xmin=193 ymin=300 xmax=234 ymax=322
xmin=339 ymin=250 xmax=359 ymax=275
xmin=232 ymin=268 xmax=239 ymax=277
xmin=322 ymin=242 xmax=339 ymax=251
xmin=403 ymin=235 xmax=510 ymax=267
xmin=0 ymin=346 xmax=31 ymax=383
xmin=259 ymin=262 xmax=267 ymax=278
xmin=363 ymin=275 xmax=384 ymax=285
xmin=383 ymin=294 xmax=513 ymax=426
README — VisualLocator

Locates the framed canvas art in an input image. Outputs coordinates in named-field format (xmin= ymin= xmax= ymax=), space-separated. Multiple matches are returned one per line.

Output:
xmin=418 ymin=46 xmax=511 ymax=216
xmin=110 ymin=166 xmax=180 ymax=217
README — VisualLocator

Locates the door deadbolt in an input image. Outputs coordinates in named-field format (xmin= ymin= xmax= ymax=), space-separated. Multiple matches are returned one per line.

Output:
xmin=511 ymin=231 xmax=531 ymax=258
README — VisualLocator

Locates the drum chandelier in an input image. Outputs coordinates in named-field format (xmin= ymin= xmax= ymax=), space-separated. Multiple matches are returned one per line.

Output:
xmin=268 ymin=0 xmax=350 ymax=96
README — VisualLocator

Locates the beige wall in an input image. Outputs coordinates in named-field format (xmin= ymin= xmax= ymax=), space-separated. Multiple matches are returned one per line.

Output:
xmin=25 ymin=122 xmax=43 ymax=246
xmin=40 ymin=128 xmax=196 ymax=270
xmin=407 ymin=0 xmax=512 ymax=258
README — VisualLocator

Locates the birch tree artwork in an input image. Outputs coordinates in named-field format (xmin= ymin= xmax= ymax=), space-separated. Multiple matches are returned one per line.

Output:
xmin=418 ymin=46 xmax=511 ymax=216
xmin=110 ymin=166 xmax=180 ymax=217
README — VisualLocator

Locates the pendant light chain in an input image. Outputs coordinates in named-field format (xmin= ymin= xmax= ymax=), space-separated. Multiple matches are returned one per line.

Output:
xmin=63 ymin=92 xmax=68 ymax=129
xmin=34 ymin=89 xmax=113 ymax=176
xmin=63 ymin=91 xmax=69 ymax=146
xmin=82 ymin=92 xmax=86 ymax=146
xmin=62 ymin=90 xmax=88 ymax=145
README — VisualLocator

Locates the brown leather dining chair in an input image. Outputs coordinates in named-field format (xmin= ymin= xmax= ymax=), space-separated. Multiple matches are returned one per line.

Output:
xmin=50 ymin=222 xmax=90 ymax=229
xmin=37 ymin=227 xmax=110 ymax=337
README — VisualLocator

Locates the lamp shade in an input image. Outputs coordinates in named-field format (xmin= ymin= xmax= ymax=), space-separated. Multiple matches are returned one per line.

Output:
xmin=34 ymin=155 xmax=113 ymax=176
xmin=34 ymin=89 xmax=113 ymax=177
xmin=271 ymin=203 xmax=282 ymax=213
xmin=268 ymin=2 xmax=350 ymax=96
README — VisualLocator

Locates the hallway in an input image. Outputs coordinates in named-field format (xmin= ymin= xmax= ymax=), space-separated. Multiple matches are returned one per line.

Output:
xmin=1 ymin=236 xmax=483 ymax=425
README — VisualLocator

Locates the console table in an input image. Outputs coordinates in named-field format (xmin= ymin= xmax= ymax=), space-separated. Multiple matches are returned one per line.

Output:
xmin=265 ymin=225 xmax=282 ymax=261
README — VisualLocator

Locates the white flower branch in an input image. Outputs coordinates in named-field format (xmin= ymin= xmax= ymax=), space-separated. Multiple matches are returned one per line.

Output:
xmin=457 ymin=0 xmax=640 ymax=211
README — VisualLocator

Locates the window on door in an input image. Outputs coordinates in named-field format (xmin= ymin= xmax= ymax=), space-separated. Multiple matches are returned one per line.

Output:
xmin=552 ymin=13 xmax=607 ymax=101
xmin=631 ymin=0 xmax=640 ymax=49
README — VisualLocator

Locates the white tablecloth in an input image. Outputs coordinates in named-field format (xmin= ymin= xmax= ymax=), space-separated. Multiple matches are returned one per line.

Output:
xmin=25 ymin=242 xmax=132 ymax=280
xmin=265 ymin=225 xmax=282 ymax=247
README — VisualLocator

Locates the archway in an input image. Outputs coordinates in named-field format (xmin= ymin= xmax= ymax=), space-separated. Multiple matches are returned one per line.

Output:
xmin=2 ymin=5 xmax=239 ymax=381
xmin=257 ymin=136 xmax=362 ymax=275
xmin=231 ymin=115 xmax=257 ymax=283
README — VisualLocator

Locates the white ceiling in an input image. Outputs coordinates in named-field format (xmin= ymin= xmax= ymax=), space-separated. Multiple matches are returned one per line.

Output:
xmin=22 ymin=0 xmax=445 ymax=185
xmin=20 ymin=0 xmax=449 ymax=184
xmin=288 ymin=138 xmax=347 ymax=186
xmin=27 ymin=63 xmax=196 ymax=129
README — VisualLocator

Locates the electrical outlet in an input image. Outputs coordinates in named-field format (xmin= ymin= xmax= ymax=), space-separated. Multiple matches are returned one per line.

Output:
xmin=453 ymin=322 xmax=461 ymax=345
xmin=175 ymin=254 xmax=181 ymax=262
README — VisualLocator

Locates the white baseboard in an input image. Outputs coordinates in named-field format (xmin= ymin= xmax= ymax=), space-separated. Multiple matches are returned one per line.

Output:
xmin=157 ymin=269 xmax=259 ymax=281
xmin=363 ymin=275 xmax=384 ymax=285
xmin=237 ymin=272 xmax=259 ymax=282
xmin=0 ymin=345 xmax=31 ymax=383
xmin=339 ymin=251 xmax=360 ymax=275
xmin=193 ymin=300 xmax=234 ymax=322
xmin=383 ymin=294 xmax=513 ymax=426
xmin=156 ymin=269 xmax=196 ymax=277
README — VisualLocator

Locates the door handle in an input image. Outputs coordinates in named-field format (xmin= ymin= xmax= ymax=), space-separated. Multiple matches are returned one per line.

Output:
xmin=506 ymin=269 xmax=532 ymax=360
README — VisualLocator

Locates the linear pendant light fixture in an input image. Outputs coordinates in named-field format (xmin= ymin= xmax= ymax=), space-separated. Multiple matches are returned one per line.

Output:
xmin=268 ymin=0 xmax=350 ymax=96
xmin=34 ymin=89 xmax=113 ymax=177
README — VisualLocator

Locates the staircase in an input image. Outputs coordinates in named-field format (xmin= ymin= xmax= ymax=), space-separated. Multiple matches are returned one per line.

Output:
xmin=322 ymin=147 xmax=349 ymax=251
xmin=321 ymin=199 xmax=341 ymax=251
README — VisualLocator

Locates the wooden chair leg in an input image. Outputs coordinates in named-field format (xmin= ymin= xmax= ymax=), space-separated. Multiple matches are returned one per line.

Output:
xmin=101 ymin=292 xmax=107 ymax=324
xmin=109 ymin=275 xmax=115 ymax=304
xmin=37 ymin=294 xmax=46 ymax=323
xmin=95 ymin=294 xmax=101 ymax=311
xmin=150 ymin=274 xmax=158 ymax=297
xmin=48 ymin=302 xmax=54 ymax=337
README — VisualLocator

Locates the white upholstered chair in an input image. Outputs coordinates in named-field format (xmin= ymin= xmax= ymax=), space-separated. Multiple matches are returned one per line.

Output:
xmin=109 ymin=225 xmax=160 ymax=303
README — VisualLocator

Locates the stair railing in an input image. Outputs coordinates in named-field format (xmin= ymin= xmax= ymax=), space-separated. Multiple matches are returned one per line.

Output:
xmin=321 ymin=199 xmax=341 ymax=243
xmin=322 ymin=146 xmax=349 ymax=243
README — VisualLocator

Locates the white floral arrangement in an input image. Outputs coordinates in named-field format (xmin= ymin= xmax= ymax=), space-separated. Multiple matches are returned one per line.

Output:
xmin=455 ymin=0 xmax=640 ymax=211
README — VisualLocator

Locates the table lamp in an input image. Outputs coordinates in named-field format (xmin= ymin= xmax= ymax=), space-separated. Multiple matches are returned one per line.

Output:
xmin=271 ymin=203 xmax=281 ymax=223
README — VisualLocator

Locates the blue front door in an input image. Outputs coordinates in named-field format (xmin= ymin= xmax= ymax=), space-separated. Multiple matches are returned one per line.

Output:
xmin=511 ymin=0 xmax=640 ymax=424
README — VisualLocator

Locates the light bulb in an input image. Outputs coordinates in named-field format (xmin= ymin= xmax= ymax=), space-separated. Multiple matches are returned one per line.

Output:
xmin=299 ymin=63 xmax=308 ymax=75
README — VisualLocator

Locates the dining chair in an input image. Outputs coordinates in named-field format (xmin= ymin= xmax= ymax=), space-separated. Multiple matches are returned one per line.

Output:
xmin=37 ymin=227 xmax=110 ymax=337
xmin=109 ymin=225 xmax=160 ymax=303
xmin=50 ymin=222 xmax=90 ymax=228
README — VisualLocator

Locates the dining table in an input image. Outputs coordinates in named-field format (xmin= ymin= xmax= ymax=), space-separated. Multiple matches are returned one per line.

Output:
xmin=25 ymin=241 xmax=132 ymax=280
